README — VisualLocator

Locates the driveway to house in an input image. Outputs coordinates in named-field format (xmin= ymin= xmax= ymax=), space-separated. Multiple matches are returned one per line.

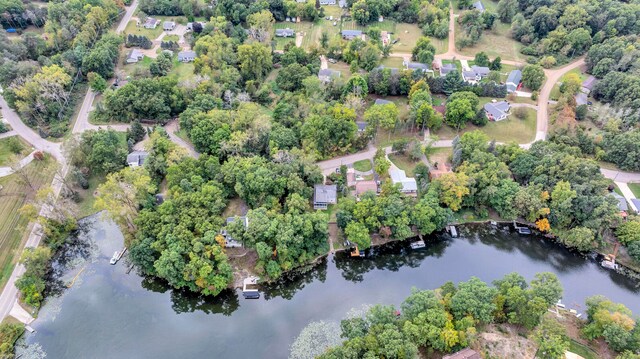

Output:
xmin=164 ymin=119 xmax=200 ymax=158
xmin=320 ymin=55 xmax=328 ymax=70
xmin=534 ymin=58 xmax=586 ymax=141
xmin=601 ymin=169 xmax=640 ymax=183
xmin=615 ymin=182 xmax=639 ymax=212
xmin=116 ymin=0 xmax=139 ymax=34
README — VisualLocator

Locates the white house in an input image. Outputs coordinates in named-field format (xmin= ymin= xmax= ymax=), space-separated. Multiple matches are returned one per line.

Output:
xmin=126 ymin=49 xmax=144 ymax=64
xmin=127 ymin=151 xmax=148 ymax=167
xmin=143 ymin=18 xmax=160 ymax=29
xmin=163 ymin=21 xmax=176 ymax=31
xmin=389 ymin=168 xmax=417 ymax=196
xmin=320 ymin=0 xmax=337 ymax=4
xmin=462 ymin=65 xmax=490 ymax=83
xmin=178 ymin=50 xmax=196 ymax=62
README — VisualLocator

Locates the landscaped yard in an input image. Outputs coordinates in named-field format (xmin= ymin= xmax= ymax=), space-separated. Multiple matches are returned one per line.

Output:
xmin=392 ymin=23 xmax=428 ymax=53
xmin=380 ymin=57 xmax=405 ymax=68
xmin=353 ymin=159 xmax=372 ymax=172
xmin=124 ymin=20 xmax=164 ymax=40
xmin=76 ymin=173 xmax=105 ymax=219
xmin=0 ymin=136 xmax=32 ymax=166
xmin=435 ymin=107 xmax=537 ymax=143
xmin=327 ymin=61 xmax=352 ymax=79
xmin=628 ymin=183 xmax=640 ymax=198
xmin=388 ymin=153 xmax=419 ymax=177
xmin=568 ymin=340 xmax=599 ymax=359
xmin=0 ymin=155 xmax=56 ymax=289
xmin=427 ymin=147 xmax=452 ymax=166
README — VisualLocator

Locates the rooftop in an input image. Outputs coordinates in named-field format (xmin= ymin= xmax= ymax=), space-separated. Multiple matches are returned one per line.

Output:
xmin=582 ymin=75 xmax=597 ymax=90
xmin=473 ymin=1 xmax=485 ymax=12
xmin=610 ymin=192 xmax=628 ymax=211
xmin=314 ymin=184 xmax=337 ymax=204
xmin=342 ymin=29 xmax=362 ymax=36
xmin=506 ymin=69 xmax=522 ymax=84
xmin=389 ymin=168 xmax=417 ymax=192
xmin=484 ymin=101 xmax=510 ymax=119
xmin=127 ymin=151 xmax=148 ymax=166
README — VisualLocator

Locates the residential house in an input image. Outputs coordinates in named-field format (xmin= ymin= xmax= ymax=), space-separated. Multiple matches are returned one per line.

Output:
xmin=163 ymin=21 xmax=176 ymax=31
xmin=341 ymin=29 xmax=362 ymax=40
xmin=318 ymin=68 xmax=341 ymax=83
xmin=443 ymin=348 xmax=481 ymax=359
xmin=355 ymin=180 xmax=378 ymax=197
xmin=472 ymin=1 xmax=485 ymax=12
xmin=275 ymin=28 xmax=295 ymax=37
xmin=221 ymin=216 xmax=249 ymax=247
xmin=404 ymin=61 xmax=434 ymax=75
xmin=127 ymin=151 xmax=148 ymax=167
xmin=375 ymin=65 xmax=399 ymax=74
xmin=506 ymin=69 xmax=522 ymax=93
xmin=631 ymin=199 xmax=640 ymax=214
xmin=581 ymin=76 xmax=597 ymax=94
xmin=296 ymin=0 xmax=306 ymax=2
xmin=440 ymin=63 xmax=457 ymax=77
xmin=339 ymin=0 xmax=347 ymax=7
xmin=356 ymin=121 xmax=367 ymax=133
xmin=314 ymin=184 xmax=338 ymax=209
xmin=143 ymin=17 xmax=160 ymax=29
xmin=483 ymin=101 xmax=511 ymax=121
xmin=575 ymin=92 xmax=589 ymax=106
xmin=374 ymin=98 xmax=393 ymax=105
xmin=462 ymin=65 xmax=490 ymax=83
xmin=126 ymin=49 xmax=144 ymax=64
xmin=389 ymin=168 xmax=418 ymax=196
xmin=320 ymin=0 xmax=337 ymax=4
xmin=178 ymin=50 xmax=196 ymax=62
xmin=610 ymin=192 xmax=629 ymax=218
xmin=347 ymin=168 xmax=357 ymax=187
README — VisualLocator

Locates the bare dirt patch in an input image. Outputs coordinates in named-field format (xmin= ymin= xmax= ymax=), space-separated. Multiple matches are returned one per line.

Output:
xmin=476 ymin=324 xmax=537 ymax=359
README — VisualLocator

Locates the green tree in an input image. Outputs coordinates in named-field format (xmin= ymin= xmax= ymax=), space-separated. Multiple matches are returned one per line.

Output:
xmin=88 ymin=72 xmax=107 ymax=92
xmin=412 ymin=37 xmax=436 ymax=64
xmin=445 ymin=97 xmax=475 ymax=129
xmin=364 ymin=102 xmax=399 ymax=133
xmin=530 ymin=272 xmax=562 ymax=306
xmin=522 ymin=64 xmax=545 ymax=91
xmin=450 ymin=276 xmax=498 ymax=323
xmin=474 ymin=52 xmax=490 ymax=67
xmin=237 ymin=42 xmax=273 ymax=81
xmin=533 ymin=316 xmax=570 ymax=359
xmin=345 ymin=221 xmax=371 ymax=249
xmin=616 ymin=221 xmax=640 ymax=245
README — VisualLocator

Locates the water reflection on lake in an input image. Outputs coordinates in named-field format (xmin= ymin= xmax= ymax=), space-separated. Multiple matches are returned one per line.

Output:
xmin=22 ymin=216 xmax=640 ymax=359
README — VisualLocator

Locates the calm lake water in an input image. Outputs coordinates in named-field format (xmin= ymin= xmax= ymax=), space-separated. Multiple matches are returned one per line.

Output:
xmin=22 ymin=215 xmax=640 ymax=358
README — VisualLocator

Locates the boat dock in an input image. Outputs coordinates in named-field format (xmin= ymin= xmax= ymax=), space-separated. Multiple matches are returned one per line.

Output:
xmin=448 ymin=226 xmax=458 ymax=238
xmin=242 ymin=276 xmax=260 ymax=299
xmin=110 ymin=247 xmax=127 ymax=265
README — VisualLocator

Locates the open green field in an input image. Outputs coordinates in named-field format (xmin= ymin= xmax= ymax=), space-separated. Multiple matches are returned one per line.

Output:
xmin=388 ymin=153 xmax=419 ymax=177
xmin=380 ymin=57 xmax=405 ymax=68
xmin=76 ymin=173 xmax=105 ymax=219
xmin=124 ymin=20 xmax=163 ymax=40
xmin=0 ymin=156 xmax=56 ymax=289
xmin=628 ymin=183 xmax=640 ymax=198
xmin=456 ymin=21 xmax=526 ymax=63
xmin=435 ymin=107 xmax=537 ymax=143
xmin=0 ymin=136 xmax=32 ymax=166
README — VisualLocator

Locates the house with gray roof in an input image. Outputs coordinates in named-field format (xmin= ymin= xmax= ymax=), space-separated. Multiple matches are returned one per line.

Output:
xmin=389 ymin=168 xmax=417 ymax=196
xmin=506 ymin=69 xmax=522 ymax=93
xmin=375 ymin=65 xmax=399 ymax=74
xmin=439 ymin=63 xmax=458 ymax=77
xmin=473 ymin=1 xmax=485 ymax=12
xmin=320 ymin=0 xmax=337 ymax=4
xmin=581 ymin=76 xmax=597 ymax=94
xmin=163 ymin=21 xmax=176 ymax=31
xmin=339 ymin=0 xmax=347 ymax=7
xmin=127 ymin=151 xmax=148 ymax=167
xmin=143 ymin=17 xmax=160 ymax=29
xmin=126 ymin=49 xmax=144 ymax=64
xmin=318 ymin=68 xmax=341 ymax=83
xmin=610 ymin=192 xmax=629 ymax=212
xmin=462 ymin=65 xmax=490 ymax=83
xmin=575 ymin=92 xmax=588 ymax=106
xmin=374 ymin=98 xmax=393 ymax=105
xmin=483 ymin=101 xmax=511 ymax=121
xmin=341 ymin=29 xmax=362 ymax=40
xmin=178 ymin=50 xmax=196 ymax=62
xmin=275 ymin=28 xmax=295 ymax=37
xmin=404 ymin=61 xmax=434 ymax=75
xmin=314 ymin=184 xmax=337 ymax=209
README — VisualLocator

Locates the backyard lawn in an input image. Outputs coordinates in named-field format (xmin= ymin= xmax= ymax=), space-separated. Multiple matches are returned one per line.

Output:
xmin=353 ymin=159 xmax=372 ymax=172
xmin=0 ymin=136 xmax=32 ymax=166
xmin=435 ymin=107 xmax=537 ymax=143
xmin=388 ymin=153 xmax=419 ymax=177
xmin=124 ymin=20 xmax=164 ymax=40
xmin=392 ymin=23 xmax=428 ymax=53
xmin=0 ymin=155 xmax=56 ymax=289
xmin=75 ymin=173 xmax=105 ymax=219
xmin=456 ymin=21 xmax=526 ymax=63
xmin=427 ymin=147 xmax=452 ymax=166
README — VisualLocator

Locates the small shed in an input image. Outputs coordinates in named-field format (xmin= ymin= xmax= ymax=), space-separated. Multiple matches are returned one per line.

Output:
xmin=275 ymin=28 xmax=295 ymax=37
xmin=341 ymin=29 xmax=362 ymax=40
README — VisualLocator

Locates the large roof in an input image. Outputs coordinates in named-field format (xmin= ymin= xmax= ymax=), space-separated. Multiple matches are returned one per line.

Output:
xmin=484 ymin=101 xmax=510 ymax=119
xmin=473 ymin=1 xmax=485 ymax=12
xmin=127 ymin=151 xmax=148 ymax=165
xmin=507 ymin=69 xmax=522 ymax=84
xmin=610 ymin=192 xmax=628 ymax=211
xmin=374 ymin=98 xmax=393 ymax=105
xmin=389 ymin=168 xmax=417 ymax=192
xmin=314 ymin=184 xmax=337 ymax=203
xmin=342 ymin=29 xmax=362 ymax=36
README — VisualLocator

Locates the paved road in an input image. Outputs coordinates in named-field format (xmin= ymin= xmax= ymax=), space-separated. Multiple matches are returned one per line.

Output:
xmin=116 ymin=0 xmax=138 ymax=34
xmin=535 ymin=58 xmax=586 ymax=141
xmin=601 ymin=169 xmax=640 ymax=183
xmin=0 ymin=130 xmax=16 ymax=139
xmin=0 ymin=96 xmax=63 ymax=162
xmin=0 ymin=151 xmax=35 ymax=178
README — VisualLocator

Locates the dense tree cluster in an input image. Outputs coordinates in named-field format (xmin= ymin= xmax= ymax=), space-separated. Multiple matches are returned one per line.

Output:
xmin=336 ymin=184 xmax=451 ymax=249
xmin=126 ymin=34 xmax=153 ymax=49
xmin=0 ymin=0 xmax=47 ymax=29
xmin=456 ymin=7 xmax=497 ymax=48
xmin=318 ymin=273 xmax=563 ymax=358
xmin=69 ymin=129 xmax=128 ymax=176
xmin=583 ymin=296 xmax=640 ymax=353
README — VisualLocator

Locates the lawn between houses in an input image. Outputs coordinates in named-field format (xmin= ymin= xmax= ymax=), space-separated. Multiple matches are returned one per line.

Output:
xmin=0 ymin=136 xmax=33 ymax=167
xmin=0 ymin=155 xmax=57 ymax=290
xmin=435 ymin=107 xmax=537 ymax=143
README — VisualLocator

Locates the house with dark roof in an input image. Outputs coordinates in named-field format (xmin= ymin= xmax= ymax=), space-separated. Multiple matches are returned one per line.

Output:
xmin=506 ymin=69 xmax=522 ymax=93
xmin=484 ymin=101 xmax=511 ymax=121
xmin=581 ymin=76 xmax=597 ymax=94
xmin=314 ymin=184 xmax=337 ymax=209
xmin=143 ymin=17 xmax=160 ymax=29
xmin=318 ymin=68 xmax=341 ymax=83
xmin=127 ymin=151 xmax=148 ymax=167
xmin=275 ymin=28 xmax=295 ymax=37
xmin=443 ymin=348 xmax=481 ymax=359
xmin=404 ymin=61 xmax=434 ymax=75
xmin=341 ymin=29 xmax=362 ymax=40
xmin=178 ymin=50 xmax=196 ymax=62
xmin=473 ymin=1 xmax=485 ymax=12
xmin=611 ymin=192 xmax=629 ymax=212
xmin=163 ymin=21 xmax=176 ymax=31
xmin=126 ymin=49 xmax=144 ymax=64
xmin=462 ymin=65 xmax=490 ymax=83
xmin=440 ymin=63 xmax=457 ymax=77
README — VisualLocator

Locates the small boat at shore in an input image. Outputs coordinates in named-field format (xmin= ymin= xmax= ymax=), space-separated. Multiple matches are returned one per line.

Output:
xmin=518 ymin=227 xmax=532 ymax=235
xmin=110 ymin=251 xmax=119 ymax=265
xmin=410 ymin=240 xmax=425 ymax=249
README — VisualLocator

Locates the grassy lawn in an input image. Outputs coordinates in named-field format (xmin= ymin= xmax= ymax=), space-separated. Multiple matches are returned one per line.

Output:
xmin=568 ymin=340 xmax=599 ymax=359
xmin=168 ymin=60 xmax=194 ymax=82
xmin=120 ymin=54 xmax=154 ymax=78
xmin=435 ymin=107 xmax=537 ymax=143
xmin=75 ymin=174 xmax=105 ymax=219
xmin=163 ymin=34 xmax=180 ymax=42
xmin=388 ymin=153 xmax=419 ymax=177
xmin=327 ymin=61 xmax=352 ymax=79
xmin=374 ymin=128 xmax=422 ymax=148
xmin=456 ymin=21 xmax=526 ymax=63
xmin=427 ymin=147 xmax=452 ymax=165
xmin=353 ymin=159 xmax=372 ymax=172
xmin=0 ymin=156 xmax=56 ymax=289
xmin=367 ymin=95 xmax=410 ymax=121
xmin=124 ymin=20 xmax=164 ymax=40
xmin=628 ymin=183 xmax=640 ymax=198
xmin=392 ymin=23 xmax=427 ymax=53
xmin=381 ymin=57 xmax=405 ymax=68
xmin=0 ymin=136 xmax=32 ymax=166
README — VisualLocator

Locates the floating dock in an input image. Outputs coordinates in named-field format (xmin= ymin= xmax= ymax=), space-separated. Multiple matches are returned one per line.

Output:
xmin=110 ymin=247 xmax=127 ymax=265
xmin=410 ymin=240 xmax=425 ymax=249
xmin=448 ymin=226 xmax=458 ymax=237
xmin=242 ymin=276 xmax=260 ymax=299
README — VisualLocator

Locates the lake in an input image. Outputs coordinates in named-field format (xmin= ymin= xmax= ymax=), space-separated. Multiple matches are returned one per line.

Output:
xmin=21 ymin=215 xmax=640 ymax=358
